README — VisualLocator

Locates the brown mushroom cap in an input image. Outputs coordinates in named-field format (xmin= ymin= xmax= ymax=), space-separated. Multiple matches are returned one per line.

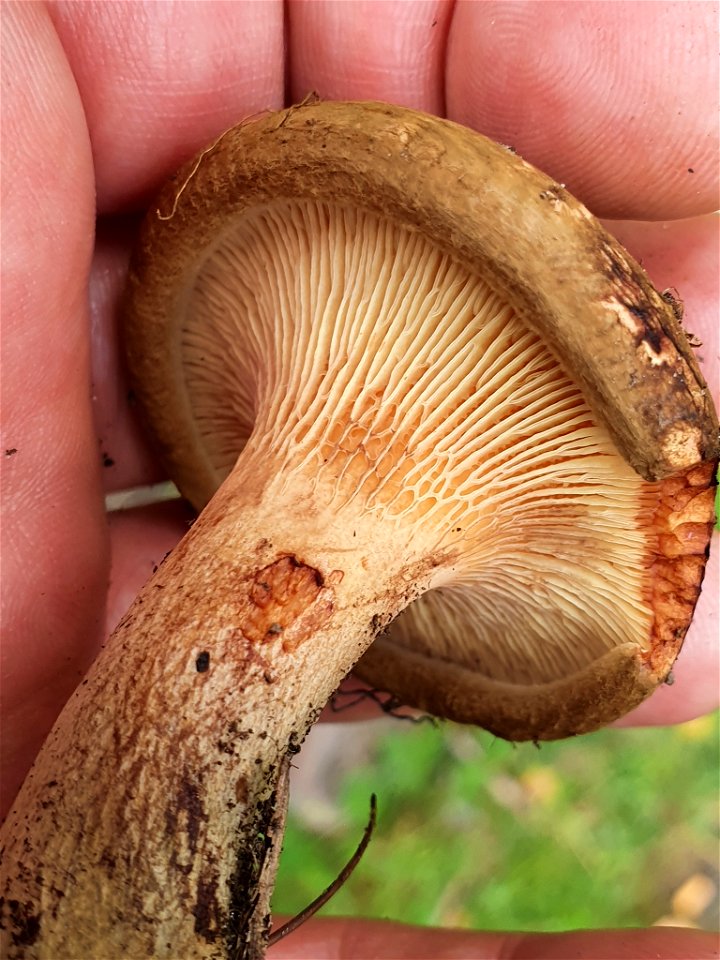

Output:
xmin=125 ymin=100 xmax=718 ymax=741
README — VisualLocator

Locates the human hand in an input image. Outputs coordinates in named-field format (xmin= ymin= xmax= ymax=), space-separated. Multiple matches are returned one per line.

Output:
xmin=2 ymin=2 xmax=717 ymax=956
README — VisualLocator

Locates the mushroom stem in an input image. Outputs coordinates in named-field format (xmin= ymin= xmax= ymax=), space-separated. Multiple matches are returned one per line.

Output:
xmin=0 ymin=464 xmax=440 ymax=959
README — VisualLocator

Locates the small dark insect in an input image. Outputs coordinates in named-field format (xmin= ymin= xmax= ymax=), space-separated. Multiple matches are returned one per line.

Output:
xmin=5 ymin=448 xmax=17 ymax=457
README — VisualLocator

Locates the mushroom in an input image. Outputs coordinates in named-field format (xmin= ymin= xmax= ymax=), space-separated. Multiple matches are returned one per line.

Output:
xmin=0 ymin=100 xmax=717 ymax=960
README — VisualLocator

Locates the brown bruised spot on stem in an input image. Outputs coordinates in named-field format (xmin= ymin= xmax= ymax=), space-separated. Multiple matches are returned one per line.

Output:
xmin=238 ymin=556 xmax=339 ymax=653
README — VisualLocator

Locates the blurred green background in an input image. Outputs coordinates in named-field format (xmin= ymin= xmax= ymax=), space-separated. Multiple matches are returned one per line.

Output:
xmin=273 ymin=710 xmax=719 ymax=933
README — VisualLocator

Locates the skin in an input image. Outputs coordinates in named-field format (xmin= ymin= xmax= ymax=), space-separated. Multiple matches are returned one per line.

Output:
xmin=0 ymin=2 xmax=717 ymax=957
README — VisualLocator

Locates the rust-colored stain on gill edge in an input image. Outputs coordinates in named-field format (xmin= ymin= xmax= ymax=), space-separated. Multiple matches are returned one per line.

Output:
xmin=238 ymin=555 xmax=340 ymax=652
xmin=641 ymin=461 xmax=716 ymax=671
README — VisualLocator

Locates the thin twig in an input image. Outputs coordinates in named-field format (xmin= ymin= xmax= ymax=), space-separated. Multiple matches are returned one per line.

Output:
xmin=330 ymin=687 xmax=437 ymax=725
xmin=267 ymin=794 xmax=377 ymax=948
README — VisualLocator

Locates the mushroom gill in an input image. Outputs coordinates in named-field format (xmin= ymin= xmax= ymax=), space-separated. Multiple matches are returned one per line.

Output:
xmin=175 ymin=198 xmax=708 ymax=709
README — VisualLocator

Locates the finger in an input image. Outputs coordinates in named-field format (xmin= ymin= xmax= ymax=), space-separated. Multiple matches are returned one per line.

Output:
xmin=0 ymin=3 xmax=108 ymax=816
xmin=49 ymin=0 xmax=285 ymax=212
xmin=447 ymin=1 xmax=719 ymax=219
xmin=90 ymin=215 xmax=166 ymax=493
xmin=509 ymin=927 xmax=720 ymax=960
xmin=267 ymin=917 xmax=719 ymax=959
xmin=105 ymin=502 xmax=193 ymax=635
xmin=288 ymin=0 xmax=451 ymax=113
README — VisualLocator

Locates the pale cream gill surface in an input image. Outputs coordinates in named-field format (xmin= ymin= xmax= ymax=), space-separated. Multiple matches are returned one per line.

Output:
xmin=181 ymin=200 xmax=653 ymax=684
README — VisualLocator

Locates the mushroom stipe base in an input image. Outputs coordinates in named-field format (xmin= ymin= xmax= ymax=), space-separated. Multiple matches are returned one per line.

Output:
xmin=0 ymin=100 xmax=717 ymax=960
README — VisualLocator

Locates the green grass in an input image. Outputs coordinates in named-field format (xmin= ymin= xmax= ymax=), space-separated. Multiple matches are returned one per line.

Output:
xmin=273 ymin=712 xmax=719 ymax=932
